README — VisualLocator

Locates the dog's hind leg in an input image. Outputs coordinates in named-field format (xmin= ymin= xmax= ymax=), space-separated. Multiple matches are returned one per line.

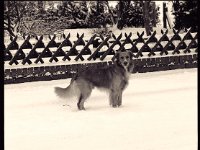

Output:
xmin=77 ymin=89 xmax=92 ymax=110
xmin=77 ymin=94 xmax=85 ymax=110
xmin=76 ymin=80 xmax=93 ymax=110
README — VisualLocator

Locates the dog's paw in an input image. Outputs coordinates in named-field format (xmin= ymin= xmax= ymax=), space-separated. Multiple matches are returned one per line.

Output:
xmin=112 ymin=105 xmax=118 ymax=108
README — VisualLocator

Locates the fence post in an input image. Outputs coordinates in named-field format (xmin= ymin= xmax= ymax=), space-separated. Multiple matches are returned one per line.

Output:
xmin=163 ymin=2 xmax=167 ymax=28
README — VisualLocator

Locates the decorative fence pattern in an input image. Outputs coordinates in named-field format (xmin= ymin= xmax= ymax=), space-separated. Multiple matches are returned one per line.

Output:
xmin=4 ymin=28 xmax=198 ymax=84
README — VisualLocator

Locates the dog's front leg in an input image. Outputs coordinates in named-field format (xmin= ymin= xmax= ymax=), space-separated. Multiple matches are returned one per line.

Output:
xmin=109 ymin=89 xmax=119 ymax=108
xmin=117 ymin=91 xmax=122 ymax=107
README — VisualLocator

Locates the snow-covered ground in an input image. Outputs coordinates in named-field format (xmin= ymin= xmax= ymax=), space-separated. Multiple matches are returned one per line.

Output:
xmin=4 ymin=68 xmax=197 ymax=150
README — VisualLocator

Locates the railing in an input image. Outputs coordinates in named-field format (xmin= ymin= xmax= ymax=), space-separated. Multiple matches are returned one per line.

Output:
xmin=4 ymin=28 xmax=198 ymax=84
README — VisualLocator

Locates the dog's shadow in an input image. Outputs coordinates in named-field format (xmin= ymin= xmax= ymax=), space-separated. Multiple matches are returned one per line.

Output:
xmin=62 ymin=103 xmax=142 ymax=113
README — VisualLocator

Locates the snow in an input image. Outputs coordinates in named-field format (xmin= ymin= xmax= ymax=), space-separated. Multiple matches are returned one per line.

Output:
xmin=4 ymin=68 xmax=197 ymax=150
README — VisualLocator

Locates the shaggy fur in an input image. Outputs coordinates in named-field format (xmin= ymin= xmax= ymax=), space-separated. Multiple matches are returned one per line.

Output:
xmin=55 ymin=50 xmax=134 ymax=110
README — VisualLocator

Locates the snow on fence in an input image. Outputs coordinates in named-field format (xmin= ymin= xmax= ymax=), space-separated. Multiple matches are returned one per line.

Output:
xmin=4 ymin=28 xmax=198 ymax=84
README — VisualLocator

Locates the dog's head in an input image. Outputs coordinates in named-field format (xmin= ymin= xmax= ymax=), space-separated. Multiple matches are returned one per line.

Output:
xmin=113 ymin=50 xmax=134 ymax=71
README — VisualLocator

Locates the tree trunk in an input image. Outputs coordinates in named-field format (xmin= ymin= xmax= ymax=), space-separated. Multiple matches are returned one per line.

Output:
xmin=105 ymin=1 xmax=116 ymax=26
xmin=143 ymin=1 xmax=152 ymax=36
xmin=117 ymin=0 xmax=124 ymax=30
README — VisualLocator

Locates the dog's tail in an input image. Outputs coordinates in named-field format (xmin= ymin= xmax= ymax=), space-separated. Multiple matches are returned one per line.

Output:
xmin=54 ymin=80 xmax=79 ymax=99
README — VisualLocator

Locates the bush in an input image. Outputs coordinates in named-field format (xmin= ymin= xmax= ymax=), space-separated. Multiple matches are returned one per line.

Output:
xmin=173 ymin=1 xmax=197 ymax=32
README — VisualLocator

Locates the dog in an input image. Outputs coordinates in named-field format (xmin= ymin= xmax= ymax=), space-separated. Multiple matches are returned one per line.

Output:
xmin=54 ymin=50 xmax=134 ymax=110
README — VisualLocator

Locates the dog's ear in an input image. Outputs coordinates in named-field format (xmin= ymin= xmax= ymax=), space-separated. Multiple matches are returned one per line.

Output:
xmin=128 ymin=59 xmax=135 ymax=72
xmin=112 ymin=52 xmax=119 ymax=63
xmin=128 ymin=51 xmax=133 ymax=59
